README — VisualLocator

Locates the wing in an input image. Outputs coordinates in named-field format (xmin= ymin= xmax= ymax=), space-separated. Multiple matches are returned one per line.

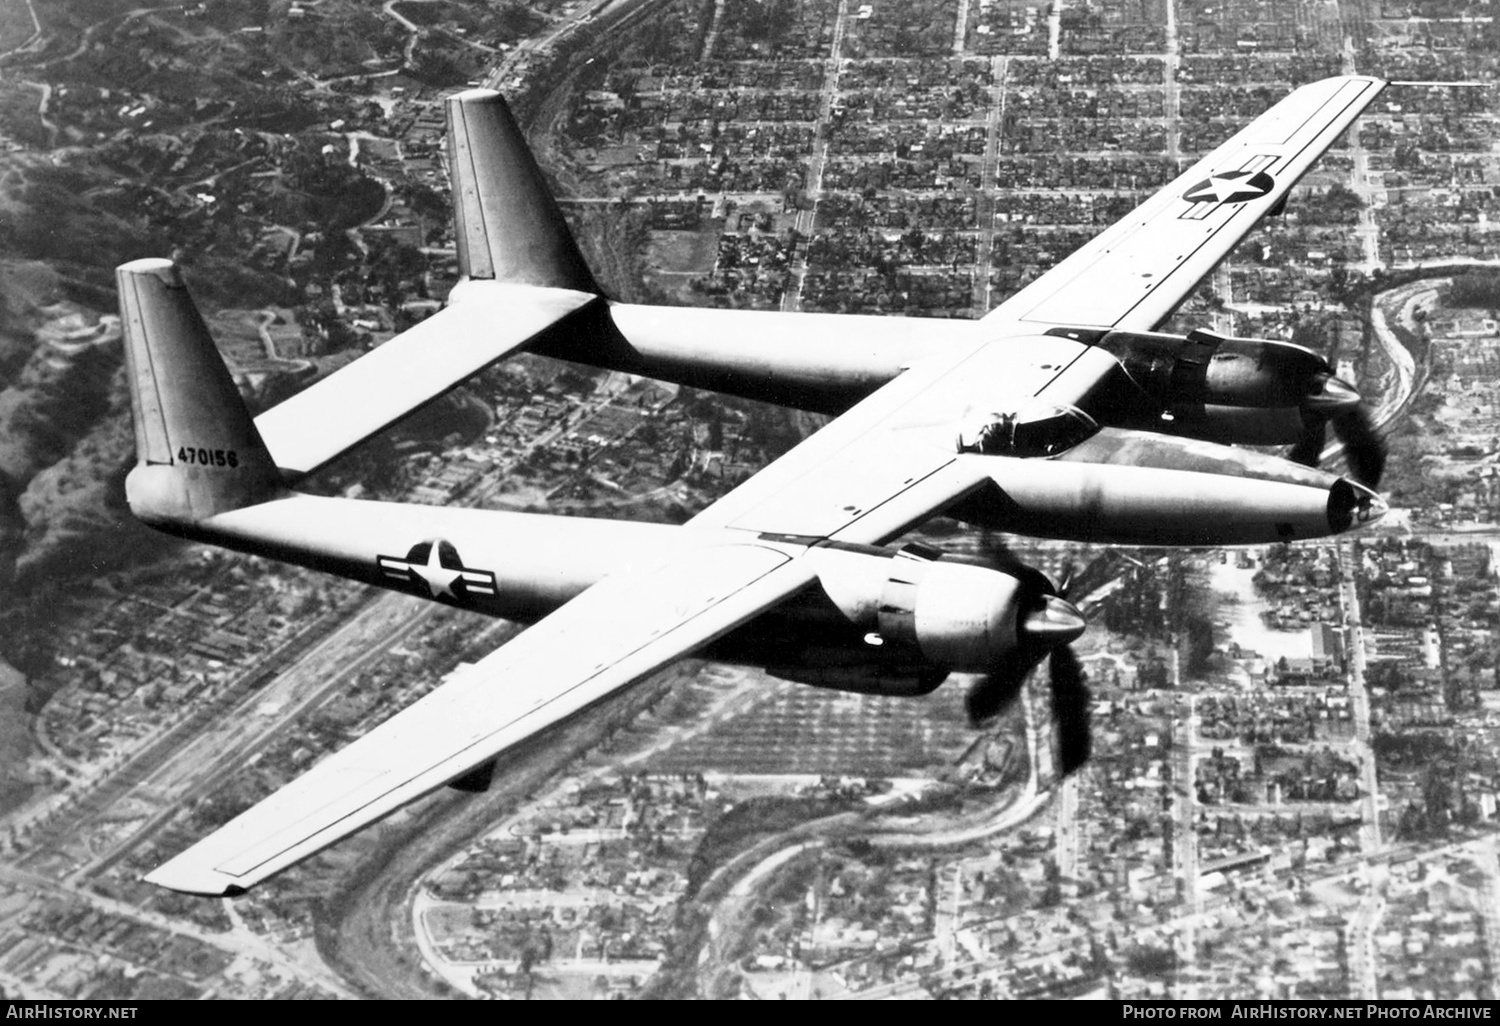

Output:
xmin=255 ymin=282 xmax=598 ymax=479
xmin=146 ymin=538 xmax=816 ymax=895
xmin=982 ymin=75 xmax=1385 ymax=334
xmin=145 ymin=334 xmax=1087 ymax=895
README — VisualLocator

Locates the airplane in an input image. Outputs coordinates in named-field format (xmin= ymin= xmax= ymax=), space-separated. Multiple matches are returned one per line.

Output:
xmin=122 ymin=74 xmax=1390 ymax=895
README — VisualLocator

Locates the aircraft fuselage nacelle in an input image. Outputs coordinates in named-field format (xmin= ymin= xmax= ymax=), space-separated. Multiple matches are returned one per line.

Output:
xmin=952 ymin=429 xmax=1385 ymax=547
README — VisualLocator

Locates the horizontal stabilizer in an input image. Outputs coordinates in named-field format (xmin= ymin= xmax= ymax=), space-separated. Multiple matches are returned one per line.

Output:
xmin=254 ymin=282 xmax=599 ymax=479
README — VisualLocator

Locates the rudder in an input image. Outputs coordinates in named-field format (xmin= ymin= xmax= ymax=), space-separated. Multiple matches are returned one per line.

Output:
xmin=447 ymin=89 xmax=599 ymax=293
xmin=117 ymin=259 xmax=285 ymax=527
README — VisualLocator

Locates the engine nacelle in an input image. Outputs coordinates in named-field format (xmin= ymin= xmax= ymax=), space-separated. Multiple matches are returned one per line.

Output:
xmin=705 ymin=542 xmax=1082 ymax=697
xmin=813 ymin=543 xmax=1023 ymax=674
xmin=762 ymin=661 xmax=948 ymax=697
xmin=1081 ymin=328 xmax=1354 ymax=446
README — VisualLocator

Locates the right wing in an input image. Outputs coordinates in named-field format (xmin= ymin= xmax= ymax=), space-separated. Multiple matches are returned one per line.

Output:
xmin=255 ymin=282 xmax=599 ymax=480
xmin=982 ymin=75 xmax=1385 ymax=334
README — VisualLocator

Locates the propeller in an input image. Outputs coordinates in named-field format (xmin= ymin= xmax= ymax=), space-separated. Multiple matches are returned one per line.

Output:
xmin=965 ymin=565 xmax=1091 ymax=777
xmin=1049 ymin=645 xmax=1091 ymax=775
xmin=1289 ymin=371 xmax=1387 ymax=489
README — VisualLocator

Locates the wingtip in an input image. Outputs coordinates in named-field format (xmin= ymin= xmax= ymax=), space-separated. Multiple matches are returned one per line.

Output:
xmin=116 ymin=257 xmax=184 ymax=288
xmin=449 ymin=86 xmax=504 ymax=105
xmin=143 ymin=861 xmax=247 ymax=897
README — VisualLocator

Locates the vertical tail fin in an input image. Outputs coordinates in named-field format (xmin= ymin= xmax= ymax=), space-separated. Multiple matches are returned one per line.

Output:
xmin=446 ymin=89 xmax=600 ymax=293
xmin=117 ymin=259 xmax=285 ymax=527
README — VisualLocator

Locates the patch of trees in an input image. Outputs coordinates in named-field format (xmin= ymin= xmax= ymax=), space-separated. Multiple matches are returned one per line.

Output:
xmin=1395 ymin=763 xmax=1483 ymax=841
xmin=1125 ymin=943 xmax=1177 ymax=978
xmin=407 ymin=40 xmax=482 ymax=88
xmin=1372 ymin=730 xmax=1454 ymax=770
xmin=1447 ymin=269 xmax=1500 ymax=309
xmin=683 ymin=794 xmax=850 ymax=895
xmin=619 ymin=0 xmax=715 ymax=64
xmin=0 ymin=166 xmax=169 ymax=274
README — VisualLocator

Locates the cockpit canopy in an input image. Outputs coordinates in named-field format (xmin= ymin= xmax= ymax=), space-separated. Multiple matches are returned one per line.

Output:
xmin=956 ymin=402 xmax=1100 ymax=458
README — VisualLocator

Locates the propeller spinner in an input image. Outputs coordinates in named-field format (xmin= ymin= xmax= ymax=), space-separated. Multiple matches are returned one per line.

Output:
xmin=965 ymin=569 xmax=1092 ymax=778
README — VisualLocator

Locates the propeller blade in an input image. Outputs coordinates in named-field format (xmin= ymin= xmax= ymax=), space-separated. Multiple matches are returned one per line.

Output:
xmin=1056 ymin=562 xmax=1078 ymax=601
xmin=1287 ymin=419 xmax=1327 ymax=468
xmin=965 ymin=659 xmax=1028 ymax=727
xmin=1050 ymin=645 xmax=1091 ymax=776
xmin=1331 ymin=403 xmax=1386 ymax=489
xmin=967 ymin=565 xmax=1091 ymax=777
xmin=1291 ymin=369 xmax=1384 ymax=488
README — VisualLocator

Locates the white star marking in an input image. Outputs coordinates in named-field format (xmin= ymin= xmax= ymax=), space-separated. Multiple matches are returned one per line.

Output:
xmin=1204 ymin=174 xmax=1247 ymax=204
xmin=410 ymin=544 xmax=464 ymax=598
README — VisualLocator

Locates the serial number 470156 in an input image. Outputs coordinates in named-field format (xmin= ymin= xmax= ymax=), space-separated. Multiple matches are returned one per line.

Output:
xmin=178 ymin=446 xmax=239 ymax=468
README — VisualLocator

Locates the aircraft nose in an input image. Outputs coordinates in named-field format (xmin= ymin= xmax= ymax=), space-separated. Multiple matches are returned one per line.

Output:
xmin=1305 ymin=374 xmax=1363 ymax=415
xmin=1022 ymin=594 xmax=1087 ymax=646
xmin=1327 ymin=478 xmax=1387 ymax=533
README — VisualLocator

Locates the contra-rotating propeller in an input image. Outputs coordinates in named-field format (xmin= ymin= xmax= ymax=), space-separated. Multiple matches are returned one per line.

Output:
xmin=964 ymin=563 xmax=1092 ymax=776
xmin=1287 ymin=370 xmax=1386 ymax=489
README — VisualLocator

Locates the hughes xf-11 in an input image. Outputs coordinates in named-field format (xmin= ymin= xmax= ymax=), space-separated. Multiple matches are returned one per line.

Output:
xmin=121 ymin=76 xmax=1389 ymax=895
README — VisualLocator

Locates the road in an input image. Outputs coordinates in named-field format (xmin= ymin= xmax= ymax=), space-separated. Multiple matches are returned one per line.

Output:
xmin=975 ymin=56 xmax=1008 ymax=313
xmin=12 ymin=594 xmax=376 ymax=875
xmin=781 ymin=0 xmax=851 ymax=314
xmin=1343 ymin=35 xmax=1384 ymax=273
xmin=0 ymin=0 xmax=42 ymax=59
xmin=1337 ymin=539 xmax=1383 ymax=855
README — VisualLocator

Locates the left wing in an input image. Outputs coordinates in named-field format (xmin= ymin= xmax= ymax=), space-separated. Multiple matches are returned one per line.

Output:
xmin=982 ymin=75 xmax=1385 ymax=334
xmin=146 ymin=539 xmax=813 ymax=894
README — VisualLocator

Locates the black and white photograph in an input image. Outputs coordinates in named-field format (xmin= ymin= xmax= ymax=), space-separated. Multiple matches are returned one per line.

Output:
xmin=0 ymin=0 xmax=1493 ymax=1003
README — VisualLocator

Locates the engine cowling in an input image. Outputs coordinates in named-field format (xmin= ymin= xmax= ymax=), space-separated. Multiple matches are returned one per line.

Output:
xmin=868 ymin=545 xmax=1023 ymax=672
xmin=1087 ymin=328 xmax=1360 ymax=446
xmin=706 ymin=543 xmax=1084 ymax=697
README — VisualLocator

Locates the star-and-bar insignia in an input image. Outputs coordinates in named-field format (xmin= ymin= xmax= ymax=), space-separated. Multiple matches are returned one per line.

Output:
xmin=377 ymin=540 xmax=498 ymax=602
xmin=1181 ymin=169 xmax=1276 ymax=211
